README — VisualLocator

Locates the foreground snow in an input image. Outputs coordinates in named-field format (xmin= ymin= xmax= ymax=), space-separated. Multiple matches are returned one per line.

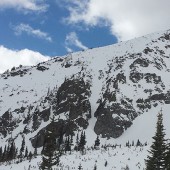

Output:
xmin=0 ymin=145 xmax=149 ymax=170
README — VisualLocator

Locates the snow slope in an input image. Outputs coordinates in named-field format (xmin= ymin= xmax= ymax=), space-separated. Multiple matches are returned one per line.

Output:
xmin=0 ymin=29 xmax=170 ymax=169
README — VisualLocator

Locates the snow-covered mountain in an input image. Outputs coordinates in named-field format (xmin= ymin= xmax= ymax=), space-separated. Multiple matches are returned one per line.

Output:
xmin=1 ymin=29 xmax=170 ymax=169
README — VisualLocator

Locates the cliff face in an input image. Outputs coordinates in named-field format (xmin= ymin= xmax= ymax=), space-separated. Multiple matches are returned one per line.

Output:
xmin=1 ymin=30 xmax=170 ymax=149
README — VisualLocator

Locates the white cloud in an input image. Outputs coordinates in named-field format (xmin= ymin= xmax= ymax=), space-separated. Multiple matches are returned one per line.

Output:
xmin=64 ymin=0 xmax=170 ymax=41
xmin=13 ymin=23 xmax=52 ymax=42
xmin=0 ymin=0 xmax=47 ymax=12
xmin=0 ymin=45 xmax=50 ymax=73
xmin=65 ymin=32 xmax=88 ymax=52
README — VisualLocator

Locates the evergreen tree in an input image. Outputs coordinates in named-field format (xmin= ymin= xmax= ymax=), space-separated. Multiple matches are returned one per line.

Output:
xmin=124 ymin=165 xmax=130 ymax=170
xmin=20 ymin=137 xmax=25 ymax=158
xmin=6 ymin=143 xmax=10 ymax=161
xmin=65 ymin=136 xmax=71 ymax=152
xmin=94 ymin=164 xmax=97 ymax=170
xmin=136 ymin=139 xmax=141 ymax=147
xmin=145 ymin=112 xmax=167 ymax=170
xmin=132 ymin=140 xmax=134 ymax=146
xmin=165 ymin=140 xmax=170 ymax=170
xmin=104 ymin=161 xmax=108 ymax=167
xmin=78 ymin=164 xmax=82 ymax=170
xmin=0 ymin=147 xmax=2 ymax=162
xmin=94 ymin=136 xmax=100 ymax=149
xmin=33 ymin=136 xmax=38 ymax=157
xmin=34 ymin=146 xmax=37 ymax=158
xmin=24 ymin=147 xmax=28 ymax=158
xmin=126 ymin=141 xmax=130 ymax=147
xmin=33 ymin=137 xmax=38 ymax=158
xmin=8 ymin=141 xmax=16 ymax=160
xmin=78 ymin=131 xmax=86 ymax=153
xmin=69 ymin=135 xmax=73 ymax=154
xmin=28 ymin=151 xmax=33 ymax=162
xmin=75 ymin=133 xmax=79 ymax=151
xmin=2 ymin=145 xmax=7 ymax=162
xmin=57 ymin=127 xmax=64 ymax=150
xmin=15 ymin=148 xmax=18 ymax=159
xmin=40 ymin=116 xmax=61 ymax=170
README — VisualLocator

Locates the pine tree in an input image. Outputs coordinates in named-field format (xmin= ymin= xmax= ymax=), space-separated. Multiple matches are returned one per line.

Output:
xmin=20 ymin=137 xmax=25 ymax=158
xmin=78 ymin=164 xmax=82 ymax=170
xmin=165 ymin=140 xmax=170 ymax=170
xmin=24 ymin=147 xmax=28 ymax=158
xmin=8 ymin=141 xmax=16 ymax=160
xmin=2 ymin=145 xmax=7 ymax=162
xmin=126 ymin=141 xmax=130 ymax=147
xmin=145 ymin=112 xmax=167 ymax=170
xmin=75 ymin=133 xmax=79 ymax=151
xmin=65 ymin=136 xmax=71 ymax=152
xmin=78 ymin=131 xmax=86 ymax=153
xmin=124 ymin=165 xmax=130 ymax=170
xmin=94 ymin=136 xmax=100 ymax=149
xmin=0 ymin=147 xmax=2 ymax=162
xmin=33 ymin=136 xmax=38 ymax=157
xmin=94 ymin=164 xmax=97 ymax=170
xmin=136 ymin=139 xmax=141 ymax=147
xmin=33 ymin=138 xmax=38 ymax=158
xmin=57 ymin=127 xmax=64 ymax=150
xmin=6 ymin=143 xmax=10 ymax=161
xmin=104 ymin=161 xmax=108 ymax=167
xmin=28 ymin=151 xmax=33 ymax=162
xmin=40 ymin=116 xmax=61 ymax=170
xmin=132 ymin=140 xmax=134 ymax=146
xmin=69 ymin=135 xmax=73 ymax=154
xmin=34 ymin=146 xmax=37 ymax=158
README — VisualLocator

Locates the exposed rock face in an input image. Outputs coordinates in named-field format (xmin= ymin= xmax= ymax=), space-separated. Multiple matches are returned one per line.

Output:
xmin=94 ymin=99 xmax=137 ymax=138
xmin=31 ymin=120 xmax=77 ymax=148
xmin=1 ymin=67 xmax=30 ymax=79
xmin=94 ymin=70 xmax=137 ymax=138
xmin=36 ymin=63 xmax=49 ymax=71
xmin=143 ymin=47 xmax=154 ymax=54
xmin=0 ymin=111 xmax=19 ymax=137
xmin=144 ymin=73 xmax=162 ymax=84
xmin=130 ymin=71 xmax=143 ymax=83
xmin=31 ymin=78 xmax=91 ymax=147
xmin=54 ymin=78 xmax=91 ymax=121
xmin=130 ymin=58 xmax=149 ymax=69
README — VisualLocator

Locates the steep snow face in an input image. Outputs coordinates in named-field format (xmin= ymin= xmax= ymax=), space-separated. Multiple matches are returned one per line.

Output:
xmin=0 ymin=29 xmax=170 ymax=152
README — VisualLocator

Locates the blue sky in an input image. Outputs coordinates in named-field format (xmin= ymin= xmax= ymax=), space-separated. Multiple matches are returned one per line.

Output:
xmin=0 ymin=1 xmax=117 ymax=56
xmin=0 ymin=0 xmax=170 ymax=73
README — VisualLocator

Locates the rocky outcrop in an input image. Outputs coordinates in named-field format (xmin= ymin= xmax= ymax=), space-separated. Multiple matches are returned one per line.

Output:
xmin=30 ymin=119 xmax=77 ymax=148
xmin=54 ymin=78 xmax=91 ymax=121
xmin=129 ymin=71 xmax=143 ymax=83
xmin=0 ymin=111 xmax=20 ymax=137
xmin=94 ymin=75 xmax=137 ymax=139
xmin=36 ymin=64 xmax=49 ymax=71
xmin=94 ymin=99 xmax=137 ymax=138
xmin=130 ymin=58 xmax=149 ymax=69
xmin=30 ymin=78 xmax=91 ymax=147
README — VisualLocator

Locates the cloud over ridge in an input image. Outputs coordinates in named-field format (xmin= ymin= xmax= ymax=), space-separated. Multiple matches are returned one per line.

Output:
xmin=64 ymin=0 xmax=170 ymax=41
xmin=0 ymin=46 xmax=50 ymax=73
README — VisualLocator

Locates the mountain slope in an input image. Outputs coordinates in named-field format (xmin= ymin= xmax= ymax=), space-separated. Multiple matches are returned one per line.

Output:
xmin=0 ymin=29 xmax=170 ymax=169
